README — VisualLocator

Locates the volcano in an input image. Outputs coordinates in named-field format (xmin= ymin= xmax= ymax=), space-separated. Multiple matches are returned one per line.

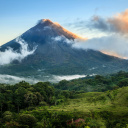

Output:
xmin=0 ymin=19 xmax=128 ymax=78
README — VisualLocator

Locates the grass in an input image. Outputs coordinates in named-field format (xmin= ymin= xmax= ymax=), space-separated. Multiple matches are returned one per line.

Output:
xmin=43 ymin=87 xmax=128 ymax=121
xmin=20 ymin=86 xmax=128 ymax=127
xmin=47 ymin=92 xmax=110 ymax=113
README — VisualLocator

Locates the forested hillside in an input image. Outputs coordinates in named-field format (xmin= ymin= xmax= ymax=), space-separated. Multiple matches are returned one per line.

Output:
xmin=1 ymin=71 xmax=128 ymax=127
xmin=55 ymin=71 xmax=128 ymax=92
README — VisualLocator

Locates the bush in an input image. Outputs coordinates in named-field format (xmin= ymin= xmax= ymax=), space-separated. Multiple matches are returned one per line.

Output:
xmin=3 ymin=115 xmax=13 ymax=122
xmin=2 ymin=111 xmax=13 ymax=122
xmin=19 ymin=114 xmax=37 ymax=127
xmin=35 ymin=122 xmax=43 ymax=128
xmin=39 ymin=101 xmax=48 ymax=106
xmin=2 ymin=111 xmax=12 ymax=117
xmin=5 ymin=121 xmax=20 ymax=128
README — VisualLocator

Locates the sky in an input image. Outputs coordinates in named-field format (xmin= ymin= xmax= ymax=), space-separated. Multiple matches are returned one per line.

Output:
xmin=1 ymin=0 xmax=128 ymax=46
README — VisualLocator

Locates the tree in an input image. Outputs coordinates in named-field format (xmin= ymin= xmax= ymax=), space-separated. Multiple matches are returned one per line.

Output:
xmin=14 ymin=87 xmax=27 ymax=112
xmin=24 ymin=92 xmax=38 ymax=107
xmin=35 ymin=92 xmax=44 ymax=105
xmin=15 ymin=81 xmax=30 ymax=89
xmin=4 ymin=90 xmax=14 ymax=111
xmin=56 ymin=80 xmax=68 ymax=90
xmin=117 ymin=78 xmax=128 ymax=87
xmin=0 ymin=93 xmax=5 ymax=112
xmin=33 ymin=82 xmax=54 ymax=102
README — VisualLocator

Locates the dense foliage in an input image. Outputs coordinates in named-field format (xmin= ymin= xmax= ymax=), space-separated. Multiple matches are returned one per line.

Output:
xmin=55 ymin=71 xmax=128 ymax=92
xmin=0 ymin=81 xmax=75 ymax=114
xmin=1 ymin=71 xmax=128 ymax=127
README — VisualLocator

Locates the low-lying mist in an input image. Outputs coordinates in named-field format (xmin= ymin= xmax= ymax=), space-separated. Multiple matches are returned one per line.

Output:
xmin=0 ymin=74 xmax=87 ymax=84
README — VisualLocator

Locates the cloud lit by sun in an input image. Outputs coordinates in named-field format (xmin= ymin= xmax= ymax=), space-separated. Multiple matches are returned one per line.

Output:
xmin=101 ymin=51 xmax=127 ymax=59
xmin=108 ymin=9 xmax=128 ymax=34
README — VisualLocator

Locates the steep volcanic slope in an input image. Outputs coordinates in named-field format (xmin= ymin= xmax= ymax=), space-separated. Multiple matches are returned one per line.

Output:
xmin=0 ymin=19 xmax=128 ymax=77
xmin=1 ymin=19 xmax=80 ymax=51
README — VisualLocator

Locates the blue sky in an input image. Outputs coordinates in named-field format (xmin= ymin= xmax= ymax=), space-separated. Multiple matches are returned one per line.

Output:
xmin=1 ymin=0 xmax=128 ymax=45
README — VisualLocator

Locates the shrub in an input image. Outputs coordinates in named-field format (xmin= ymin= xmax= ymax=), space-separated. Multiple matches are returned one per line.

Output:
xmin=3 ymin=115 xmax=13 ymax=122
xmin=19 ymin=114 xmax=37 ymax=127
xmin=2 ymin=111 xmax=12 ymax=117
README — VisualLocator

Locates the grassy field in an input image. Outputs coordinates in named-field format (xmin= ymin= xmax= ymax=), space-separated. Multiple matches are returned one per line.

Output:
xmin=32 ymin=87 xmax=128 ymax=127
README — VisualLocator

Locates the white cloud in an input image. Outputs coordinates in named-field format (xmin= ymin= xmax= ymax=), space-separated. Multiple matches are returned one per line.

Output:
xmin=73 ymin=34 xmax=128 ymax=59
xmin=0 ymin=74 xmax=39 ymax=84
xmin=52 ymin=74 xmax=86 ymax=81
xmin=52 ymin=36 xmax=73 ymax=44
xmin=0 ymin=74 xmax=88 ymax=84
xmin=43 ymin=26 xmax=51 ymax=30
xmin=0 ymin=37 xmax=37 ymax=65
xmin=52 ymin=36 xmax=62 ymax=41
